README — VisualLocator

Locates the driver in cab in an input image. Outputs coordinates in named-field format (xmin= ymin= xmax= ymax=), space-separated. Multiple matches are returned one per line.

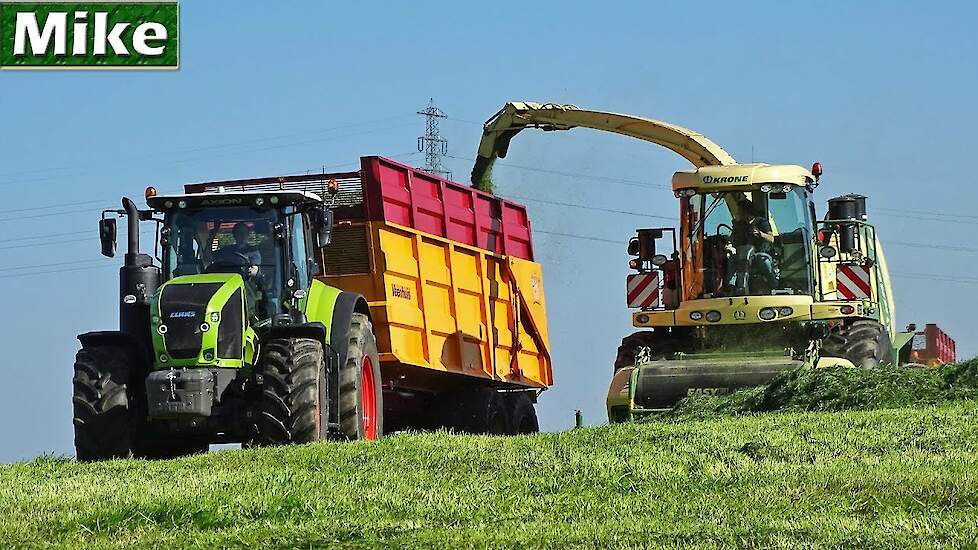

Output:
xmin=727 ymin=198 xmax=778 ymax=291
xmin=225 ymin=222 xmax=261 ymax=276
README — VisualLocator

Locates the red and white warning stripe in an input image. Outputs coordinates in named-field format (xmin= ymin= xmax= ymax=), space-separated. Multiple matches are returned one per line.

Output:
xmin=836 ymin=264 xmax=871 ymax=300
xmin=627 ymin=272 xmax=660 ymax=308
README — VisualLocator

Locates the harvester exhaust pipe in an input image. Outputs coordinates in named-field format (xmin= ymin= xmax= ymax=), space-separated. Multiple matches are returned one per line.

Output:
xmin=119 ymin=197 xmax=160 ymax=350
xmin=827 ymin=194 xmax=867 ymax=253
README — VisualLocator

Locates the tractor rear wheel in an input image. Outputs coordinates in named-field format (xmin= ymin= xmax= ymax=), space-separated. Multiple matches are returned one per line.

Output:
xmin=821 ymin=319 xmax=895 ymax=368
xmin=254 ymin=337 xmax=325 ymax=445
xmin=72 ymin=345 xmax=136 ymax=461
xmin=338 ymin=313 xmax=384 ymax=440
xmin=508 ymin=392 xmax=539 ymax=434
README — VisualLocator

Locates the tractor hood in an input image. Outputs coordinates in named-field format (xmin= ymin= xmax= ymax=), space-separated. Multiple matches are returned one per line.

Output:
xmin=150 ymin=273 xmax=249 ymax=369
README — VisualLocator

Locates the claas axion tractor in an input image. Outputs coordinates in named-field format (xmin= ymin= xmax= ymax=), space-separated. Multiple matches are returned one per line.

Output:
xmin=74 ymin=157 xmax=553 ymax=460
xmin=469 ymin=102 xmax=930 ymax=422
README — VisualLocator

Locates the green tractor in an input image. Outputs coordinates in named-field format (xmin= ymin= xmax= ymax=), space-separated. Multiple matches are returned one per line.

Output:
xmin=73 ymin=186 xmax=381 ymax=461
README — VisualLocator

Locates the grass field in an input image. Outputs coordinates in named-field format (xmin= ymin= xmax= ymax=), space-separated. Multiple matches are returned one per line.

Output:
xmin=4 ymin=396 xmax=978 ymax=548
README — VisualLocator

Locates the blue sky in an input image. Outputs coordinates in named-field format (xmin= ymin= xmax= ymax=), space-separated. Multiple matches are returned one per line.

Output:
xmin=1 ymin=1 xmax=976 ymax=462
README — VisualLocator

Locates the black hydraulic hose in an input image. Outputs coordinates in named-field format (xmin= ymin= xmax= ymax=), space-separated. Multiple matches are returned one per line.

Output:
xmin=122 ymin=197 xmax=140 ymax=256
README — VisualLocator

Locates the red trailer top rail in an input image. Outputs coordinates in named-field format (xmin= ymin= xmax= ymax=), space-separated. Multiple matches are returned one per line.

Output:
xmin=184 ymin=156 xmax=534 ymax=260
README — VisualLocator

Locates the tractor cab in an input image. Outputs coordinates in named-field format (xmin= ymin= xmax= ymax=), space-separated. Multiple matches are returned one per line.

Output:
xmin=147 ymin=191 xmax=332 ymax=326
xmin=672 ymin=164 xmax=818 ymax=301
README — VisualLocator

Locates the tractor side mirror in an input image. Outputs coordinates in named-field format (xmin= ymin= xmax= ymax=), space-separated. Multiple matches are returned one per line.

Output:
xmin=99 ymin=218 xmax=117 ymax=258
xmin=627 ymin=238 xmax=639 ymax=256
xmin=315 ymin=207 xmax=334 ymax=247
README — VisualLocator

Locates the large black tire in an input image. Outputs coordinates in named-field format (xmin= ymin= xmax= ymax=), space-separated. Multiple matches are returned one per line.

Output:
xmin=614 ymin=330 xmax=686 ymax=371
xmin=448 ymin=388 xmax=510 ymax=435
xmin=72 ymin=346 xmax=136 ymax=461
xmin=254 ymin=337 xmax=325 ymax=445
xmin=821 ymin=319 xmax=895 ymax=368
xmin=507 ymin=392 xmax=539 ymax=435
xmin=338 ymin=313 xmax=384 ymax=440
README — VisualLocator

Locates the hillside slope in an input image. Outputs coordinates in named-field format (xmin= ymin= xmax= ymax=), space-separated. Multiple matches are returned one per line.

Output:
xmin=3 ymin=403 xmax=978 ymax=548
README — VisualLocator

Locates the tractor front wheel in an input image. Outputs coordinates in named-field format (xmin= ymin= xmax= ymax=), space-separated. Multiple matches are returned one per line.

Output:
xmin=254 ymin=337 xmax=325 ymax=445
xmin=821 ymin=319 xmax=895 ymax=368
xmin=338 ymin=313 xmax=384 ymax=440
xmin=72 ymin=345 xmax=136 ymax=461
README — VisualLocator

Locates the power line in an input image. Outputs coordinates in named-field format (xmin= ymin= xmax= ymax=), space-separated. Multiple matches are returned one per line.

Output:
xmin=510 ymin=195 xmax=675 ymax=221
xmin=444 ymin=154 xmax=670 ymax=190
xmin=0 ymin=116 xmax=416 ymax=186
xmin=0 ymin=263 xmax=117 ymax=280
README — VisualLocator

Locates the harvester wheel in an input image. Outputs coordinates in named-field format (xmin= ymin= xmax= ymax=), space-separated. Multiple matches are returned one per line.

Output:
xmin=821 ymin=319 xmax=895 ymax=368
xmin=72 ymin=345 xmax=136 ymax=461
xmin=254 ymin=337 xmax=325 ymax=445
xmin=338 ymin=313 xmax=384 ymax=440
xmin=508 ymin=392 xmax=539 ymax=434
xmin=614 ymin=330 xmax=683 ymax=371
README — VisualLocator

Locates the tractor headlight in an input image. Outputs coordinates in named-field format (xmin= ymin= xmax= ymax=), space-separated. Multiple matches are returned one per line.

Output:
xmin=705 ymin=311 xmax=721 ymax=323
xmin=820 ymin=246 xmax=837 ymax=258
xmin=760 ymin=184 xmax=773 ymax=192
xmin=689 ymin=311 xmax=704 ymax=321
xmin=779 ymin=307 xmax=794 ymax=317
xmin=210 ymin=312 xmax=220 ymax=323
xmin=759 ymin=307 xmax=777 ymax=321
xmin=636 ymin=314 xmax=650 ymax=324
xmin=782 ymin=185 xmax=793 ymax=193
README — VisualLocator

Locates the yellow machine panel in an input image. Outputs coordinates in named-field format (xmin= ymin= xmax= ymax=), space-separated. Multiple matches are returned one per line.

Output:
xmin=320 ymin=221 xmax=553 ymax=390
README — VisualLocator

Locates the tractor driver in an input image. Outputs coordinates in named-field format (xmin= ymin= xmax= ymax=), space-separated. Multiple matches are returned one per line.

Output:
xmin=220 ymin=222 xmax=270 ymax=319
xmin=727 ymin=198 xmax=778 ymax=292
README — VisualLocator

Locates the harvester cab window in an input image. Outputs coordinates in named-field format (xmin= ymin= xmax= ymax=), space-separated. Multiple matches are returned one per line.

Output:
xmin=685 ymin=188 xmax=813 ymax=298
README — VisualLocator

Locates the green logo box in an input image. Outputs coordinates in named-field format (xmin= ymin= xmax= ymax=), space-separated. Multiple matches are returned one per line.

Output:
xmin=0 ymin=1 xmax=178 ymax=69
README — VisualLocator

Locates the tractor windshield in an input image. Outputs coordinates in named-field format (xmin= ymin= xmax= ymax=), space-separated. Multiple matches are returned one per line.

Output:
xmin=681 ymin=187 xmax=814 ymax=299
xmin=162 ymin=207 xmax=284 ymax=319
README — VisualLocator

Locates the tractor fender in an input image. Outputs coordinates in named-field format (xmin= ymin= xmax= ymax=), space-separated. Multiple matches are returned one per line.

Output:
xmin=77 ymin=331 xmax=149 ymax=360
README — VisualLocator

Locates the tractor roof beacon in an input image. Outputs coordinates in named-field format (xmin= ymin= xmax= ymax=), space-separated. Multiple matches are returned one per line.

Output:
xmin=470 ymin=102 xmax=945 ymax=423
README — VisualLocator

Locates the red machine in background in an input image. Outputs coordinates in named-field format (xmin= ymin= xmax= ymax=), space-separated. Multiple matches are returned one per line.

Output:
xmin=909 ymin=324 xmax=957 ymax=366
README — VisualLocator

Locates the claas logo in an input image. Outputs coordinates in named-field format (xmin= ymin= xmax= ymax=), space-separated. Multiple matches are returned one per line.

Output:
xmin=0 ymin=2 xmax=179 ymax=69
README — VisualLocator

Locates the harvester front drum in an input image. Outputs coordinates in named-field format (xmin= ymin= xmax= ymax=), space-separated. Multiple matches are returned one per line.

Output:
xmin=614 ymin=330 xmax=688 ymax=371
xmin=821 ymin=319 xmax=894 ymax=368
xmin=338 ymin=313 xmax=384 ymax=441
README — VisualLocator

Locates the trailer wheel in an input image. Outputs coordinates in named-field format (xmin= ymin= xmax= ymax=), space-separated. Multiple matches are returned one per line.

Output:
xmin=614 ymin=330 xmax=685 ymax=371
xmin=338 ymin=313 xmax=384 ymax=440
xmin=72 ymin=346 xmax=136 ymax=461
xmin=508 ymin=393 xmax=539 ymax=434
xmin=450 ymin=388 xmax=510 ymax=434
xmin=821 ymin=319 xmax=895 ymax=368
xmin=254 ymin=337 xmax=324 ymax=445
